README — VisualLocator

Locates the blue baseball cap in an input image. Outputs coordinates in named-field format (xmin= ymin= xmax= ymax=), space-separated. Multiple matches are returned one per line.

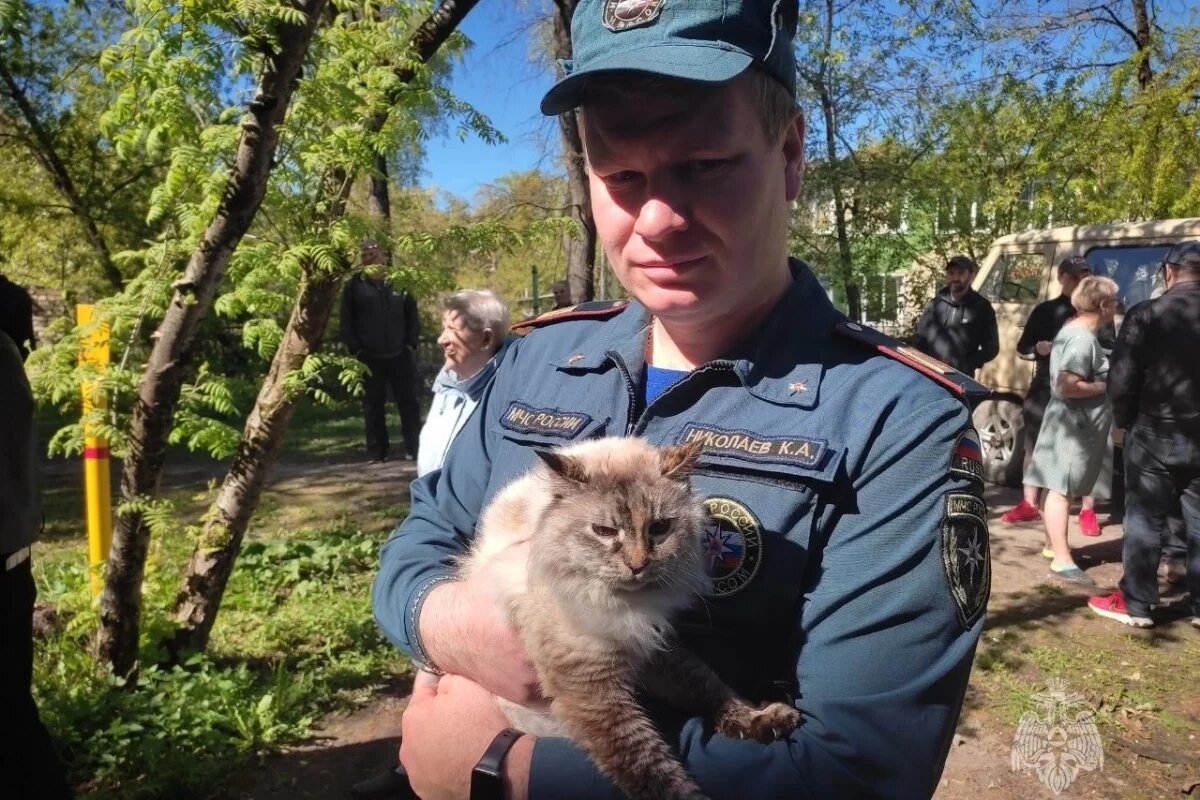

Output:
xmin=1164 ymin=240 xmax=1200 ymax=270
xmin=541 ymin=0 xmax=799 ymax=116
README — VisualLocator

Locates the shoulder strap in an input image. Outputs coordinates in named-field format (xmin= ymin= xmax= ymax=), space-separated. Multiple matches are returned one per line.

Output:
xmin=834 ymin=320 xmax=992 ymax=400
xmin=510 ymin=299 xmax=630 ymax=336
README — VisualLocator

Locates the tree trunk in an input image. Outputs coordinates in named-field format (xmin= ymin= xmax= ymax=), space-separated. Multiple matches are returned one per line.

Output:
xmin=813 ymin=0 xmax=859 ymax=322
xmin=166 ymin=0 xmax=480 ymax=656
xmin=0 ymin=57 xmax=124 ymax=290
xmin=168 ymin=271 xmax=339 ymax=652
xmin=552 ymin=0 xmax=596 ymax=303
xmin=818 ymin=86 xmax=859 ymax=322
xmin=1131 ymin=0 xmax=1153 ymax=90
xmin=97 ymin=0 xmax=329 ymax=678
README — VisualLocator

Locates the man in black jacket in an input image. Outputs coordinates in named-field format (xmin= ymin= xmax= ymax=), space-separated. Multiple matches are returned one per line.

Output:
xmin=1 ymin=331 xmax=72 ymax=798
xmin=912 ymin=255 xmax=999 ymax=377
xmin=1089 ymin=241 xmax=1200 ymax=629
xmin=340 ymin=241 xmax=421 ymax=463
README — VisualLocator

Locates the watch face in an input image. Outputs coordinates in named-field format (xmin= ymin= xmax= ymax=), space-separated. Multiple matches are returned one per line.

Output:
xmin=470 ymin=767 xmax=502 ymax=800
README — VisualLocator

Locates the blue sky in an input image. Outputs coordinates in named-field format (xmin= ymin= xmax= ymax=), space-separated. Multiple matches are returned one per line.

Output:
xmin=419 ymin=3 xmax=558 ymax=202
xmin=420 ymin=0 xmax=1200 ymax=202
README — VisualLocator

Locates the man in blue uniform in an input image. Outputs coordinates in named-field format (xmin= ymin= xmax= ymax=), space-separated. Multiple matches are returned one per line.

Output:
xmin=372 ymin=2 xmax=991 ymax=798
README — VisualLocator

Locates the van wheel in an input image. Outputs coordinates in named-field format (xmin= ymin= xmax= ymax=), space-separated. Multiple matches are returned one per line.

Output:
xmin=972 ymin=399 xmax=1025 ymax=487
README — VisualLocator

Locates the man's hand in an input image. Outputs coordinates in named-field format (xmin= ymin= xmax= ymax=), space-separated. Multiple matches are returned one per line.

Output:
xmin=419 ymin=543 xmax=543 ymax=704
xmin=1035 ymin=340 xmax=1052 ymax=357
xmin=401 ymin=672 xmax=533 ymax=800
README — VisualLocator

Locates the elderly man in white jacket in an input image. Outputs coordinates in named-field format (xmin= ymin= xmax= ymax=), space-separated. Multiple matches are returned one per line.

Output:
xmin=417 ymin=290 xmax=511 ymax=477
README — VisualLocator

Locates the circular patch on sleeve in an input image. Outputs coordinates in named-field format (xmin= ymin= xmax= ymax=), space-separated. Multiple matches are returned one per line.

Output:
xmin=702 ymin=497 xmax=763 ymax=597
xmin=942 ymin=493 xmax=991 ymax=628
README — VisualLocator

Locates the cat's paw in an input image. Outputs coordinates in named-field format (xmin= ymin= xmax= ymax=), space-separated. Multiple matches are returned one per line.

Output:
xmin=716 ymin=701 xmax=802 ymax=744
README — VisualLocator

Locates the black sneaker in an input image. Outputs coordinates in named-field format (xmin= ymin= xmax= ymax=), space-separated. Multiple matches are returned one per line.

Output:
xmin=349 ymin=766 xmax=414 ymax=799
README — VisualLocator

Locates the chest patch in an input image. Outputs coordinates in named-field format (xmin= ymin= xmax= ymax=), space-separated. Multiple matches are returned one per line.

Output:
xmin=702 ymin=497 xmax=763 ymax=597
xmin=500 ymin=402 xmax=592 ymax=439
xmin=941 ymin=493 xmax=991 ymax=628
xmin=679 ymin=424 xmax=827 ymax=469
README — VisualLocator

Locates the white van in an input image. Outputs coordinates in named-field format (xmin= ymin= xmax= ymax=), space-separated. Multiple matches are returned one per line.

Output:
xmin=970 ymin=218 xmax=1200 ymax=485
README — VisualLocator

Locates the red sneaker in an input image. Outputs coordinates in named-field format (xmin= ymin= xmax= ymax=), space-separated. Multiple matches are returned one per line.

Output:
xmin=1001 ymin=501 xmax=1041 ymax=524
xmin=1087 ymin=592 xmax=1153 ymax=627
xmin=1079 ymin=509 xmax=1101 ymax=537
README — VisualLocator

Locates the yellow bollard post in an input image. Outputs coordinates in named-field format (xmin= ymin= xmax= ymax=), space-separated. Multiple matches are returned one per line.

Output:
xmin=77 ymin=304 xmax=112 ymax=596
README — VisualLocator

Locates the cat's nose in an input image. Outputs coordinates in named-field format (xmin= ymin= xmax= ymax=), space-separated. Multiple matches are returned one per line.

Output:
xmin=629 ymin=563 xmax=646 ymax=576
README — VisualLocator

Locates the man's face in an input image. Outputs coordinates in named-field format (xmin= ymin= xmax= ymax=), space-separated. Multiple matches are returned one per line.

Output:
xmin=361 ymin=242 xmax=386 ymax=268
xmin=552 ymin=284 xmax=570 ymax=306
xmin=946 ymin=266 xmax=973 ymax=296
xmin=437 ymin=309 xmax=491 ymax=376
xmin=581 ymin=73 xmax=803 ymax=326
xmin=1059 ymin=270 xmax=1089 ymax=296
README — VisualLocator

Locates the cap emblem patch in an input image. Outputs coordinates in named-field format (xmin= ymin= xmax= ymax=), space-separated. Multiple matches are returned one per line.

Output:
xmin=602 ymin=0 xmax=665 ymax=32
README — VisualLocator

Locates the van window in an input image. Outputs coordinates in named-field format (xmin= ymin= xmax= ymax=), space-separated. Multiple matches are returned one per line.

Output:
xmin=1084 ymin=246 xmax=1170 ymax=310
xmin=979 ymin=253 xmax=1045 ymax=303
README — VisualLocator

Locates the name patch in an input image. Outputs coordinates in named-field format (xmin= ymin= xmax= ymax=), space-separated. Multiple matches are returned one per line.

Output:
xmin=501 ymin=402 xmax=592 ymax=439
xmin=679 ymin=424 xmax=827 ymax=469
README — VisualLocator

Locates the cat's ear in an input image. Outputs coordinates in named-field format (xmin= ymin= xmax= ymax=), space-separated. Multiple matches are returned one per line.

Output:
xmin=535 ymin=449 xmax=589 ymax=483
xmin=660 ymin=440 xmax=704 ymax=481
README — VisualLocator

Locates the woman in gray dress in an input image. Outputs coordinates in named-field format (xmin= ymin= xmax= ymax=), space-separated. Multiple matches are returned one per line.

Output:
xmin=1025 ymin=276 xmax=1119 ymax=586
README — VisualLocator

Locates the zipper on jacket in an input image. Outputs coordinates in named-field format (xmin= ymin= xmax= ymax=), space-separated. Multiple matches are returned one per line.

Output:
xmin=631 ymin=360 xmax=737 ymax=436
xmin=606 ymin=350 xmax=640 ymax=435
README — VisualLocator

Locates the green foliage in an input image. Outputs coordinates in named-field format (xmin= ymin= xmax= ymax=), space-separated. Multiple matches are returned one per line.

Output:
xmin=34 ymin=520 xmax=406 ymax=799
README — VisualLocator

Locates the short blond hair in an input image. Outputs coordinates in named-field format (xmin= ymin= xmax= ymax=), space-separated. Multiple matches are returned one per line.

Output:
xmin=1071 ymin=276 xmax=1119 ymax=313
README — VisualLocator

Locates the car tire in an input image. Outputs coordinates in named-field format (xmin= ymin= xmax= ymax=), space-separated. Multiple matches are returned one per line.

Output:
xmin=972 ymin=398 xmax=1025 ymax=487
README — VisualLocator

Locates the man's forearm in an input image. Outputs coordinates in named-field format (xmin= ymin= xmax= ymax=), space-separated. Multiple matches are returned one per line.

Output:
xmin=417 ymin=580 xmax=469 ymax=674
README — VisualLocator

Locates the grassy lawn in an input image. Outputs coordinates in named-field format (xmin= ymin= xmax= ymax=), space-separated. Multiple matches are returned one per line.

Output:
xmin=30 ymin=396 xmax=411 ymax=800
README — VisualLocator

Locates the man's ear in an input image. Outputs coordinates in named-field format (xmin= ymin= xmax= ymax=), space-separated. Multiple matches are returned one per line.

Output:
xmin=783 ymin=111 xmax=805 ymax=202
xmin=535 ymin=449 xmax=588 ymax=483
xmin=660 ymin=440 xmax=704 ymax=481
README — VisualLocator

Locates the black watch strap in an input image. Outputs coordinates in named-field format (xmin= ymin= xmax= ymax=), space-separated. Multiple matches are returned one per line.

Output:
xmin=471 ymin=727 xmax=524 ymax=800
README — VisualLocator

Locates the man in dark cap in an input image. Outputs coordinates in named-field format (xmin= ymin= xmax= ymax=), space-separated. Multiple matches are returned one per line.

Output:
xmin=1002 ymin=256 xmax=1100 ymax=530
xmin=913 ymin=254 xmax=999 ymax=377
xmin=1090 ymin=241 xmax=1200 ymax=629
xmin=372 ymin=2 xmax=990 ymax=798
xmin=340 ymin=240 xmax=422 ymax=463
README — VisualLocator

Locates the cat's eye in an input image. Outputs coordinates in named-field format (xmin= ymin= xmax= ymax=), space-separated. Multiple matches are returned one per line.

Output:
xmin=592 ymin=524 xmax=619 ymax=538
xmin=648 ymin=519 xmax=673 ymax=538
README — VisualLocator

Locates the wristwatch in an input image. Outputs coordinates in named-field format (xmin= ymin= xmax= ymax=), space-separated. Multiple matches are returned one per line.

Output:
xmin=471 ymin=727 xmax=524 ymax=800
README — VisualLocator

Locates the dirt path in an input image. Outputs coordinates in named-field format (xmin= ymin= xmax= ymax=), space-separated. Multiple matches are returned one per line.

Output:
xmin=225 ymin=477 xmax=1199 ymax=799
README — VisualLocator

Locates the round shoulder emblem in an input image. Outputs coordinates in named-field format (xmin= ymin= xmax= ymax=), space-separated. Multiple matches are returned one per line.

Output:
xmin=702 ymin=497 xmax=763 ymax=597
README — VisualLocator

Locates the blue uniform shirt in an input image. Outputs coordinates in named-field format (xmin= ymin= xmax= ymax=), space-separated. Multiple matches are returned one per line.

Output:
xmin=373 ymin=261 xmax=990 ymax=799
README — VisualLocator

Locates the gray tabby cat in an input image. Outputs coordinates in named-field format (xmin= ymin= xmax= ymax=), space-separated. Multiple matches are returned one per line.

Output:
xmin=459 ymin=437 xmax=801 ymax=800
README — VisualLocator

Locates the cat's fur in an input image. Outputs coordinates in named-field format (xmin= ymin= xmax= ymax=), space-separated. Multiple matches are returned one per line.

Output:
xmin=459 ymin=437 xmax=801 ymax=800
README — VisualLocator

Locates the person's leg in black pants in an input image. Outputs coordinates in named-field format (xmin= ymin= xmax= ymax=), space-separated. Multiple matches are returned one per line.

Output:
xmin=361 ymin=358 xmax=390 ymax=461
xmin=1119 ymin=426 xmax=1175 ymax=619
xmin=385 ymin=350 xmax=422 ymax=460
xmin=1176 ymin=464 xmax=1200 ymax=621
xmin=1 ymin=554 xmax=72 ymax=799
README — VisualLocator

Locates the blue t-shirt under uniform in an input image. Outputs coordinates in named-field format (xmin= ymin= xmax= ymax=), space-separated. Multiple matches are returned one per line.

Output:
xmin=644 ymin=364 xmax=689 ymax=405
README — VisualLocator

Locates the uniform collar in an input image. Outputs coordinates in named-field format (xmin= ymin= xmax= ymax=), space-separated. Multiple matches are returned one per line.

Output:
xmin=553 ymin=260 xmax=837 ymax=409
